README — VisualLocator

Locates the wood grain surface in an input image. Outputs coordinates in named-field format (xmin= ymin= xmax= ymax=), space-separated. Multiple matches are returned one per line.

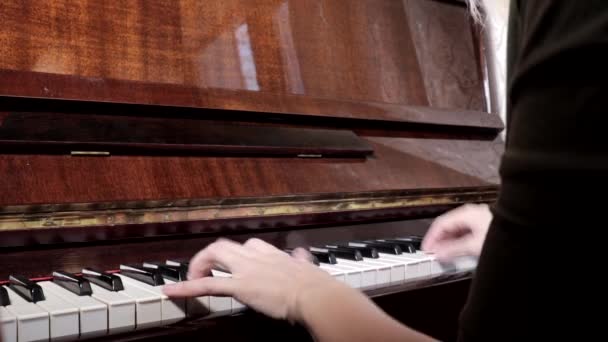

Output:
xmin=0 ymin=0 xmax=484 ymax=113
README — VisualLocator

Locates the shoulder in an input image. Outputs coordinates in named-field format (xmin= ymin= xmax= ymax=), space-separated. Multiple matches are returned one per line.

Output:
xmin=509 ymin=1 xmax=608 ymax=92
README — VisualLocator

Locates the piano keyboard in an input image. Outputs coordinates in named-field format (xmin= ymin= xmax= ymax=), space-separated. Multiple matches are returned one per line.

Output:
xmin=0 ymin=237 xmax=476 ymax=342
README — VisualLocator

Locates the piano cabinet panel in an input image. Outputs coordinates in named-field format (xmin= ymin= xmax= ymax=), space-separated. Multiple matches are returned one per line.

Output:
xmin=0 ymin=0 xmax=484 ymax=113
xmin=0 ymin=137 xmax=499 ymax=207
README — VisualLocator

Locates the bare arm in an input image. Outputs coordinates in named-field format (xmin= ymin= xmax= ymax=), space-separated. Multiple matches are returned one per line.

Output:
xmin=297 ymin=280 xmax=435 ymax=342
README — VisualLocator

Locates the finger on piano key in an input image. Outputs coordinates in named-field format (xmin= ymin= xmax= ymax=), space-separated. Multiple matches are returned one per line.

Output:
xmin=32 ymin=287 xmax=80 ymax=341
xmin=209 ymin=269 xmax=241 ymax=315
xmin=8 ymin=275 xmax=45 ymax=303
xmin=88 ymin=283 xmax=136 ymax=334
xmin=0 ymin=306 xmax=17 ymax=342
xmin=143 ymin=262 xmax=187 ymax=282
xmin=109 ymin=276 xmax=162 ymax=329
xmin=117 ymin=272 xmax=186 ymax=325
xmin=4 ymin=285 xmax=50 ymax=342
xmin=163 ymin=260 xmax=213 ymax=318
xmin=39 ymin=281 xmax=108 ymax=339
xmin=162 ymin=278 xmax=211 ymax=318
xmin=435 ymin=255 xmax=478 ymax=274
xmin=81 ymin=268 xmax=124 ymax=292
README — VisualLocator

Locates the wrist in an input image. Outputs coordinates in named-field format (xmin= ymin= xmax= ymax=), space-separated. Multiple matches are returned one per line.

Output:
xmin=291 ymin=279 xmax=348 ymax=324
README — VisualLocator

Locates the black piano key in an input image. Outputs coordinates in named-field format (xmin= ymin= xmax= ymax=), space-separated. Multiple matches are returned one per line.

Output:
xmin=352 ymin=241 xmax=402 ymax=255
xmin=166 ymin=259 xmax=190 ymax=268
xmin=9 ymin=275 xmax=45 ymax=303
xmin=393 ymin=237 xmax=422 ymax=250
xmin=309 ymin=253 xmax=321 ymax=266
xmin=322 ymin=246 xmax=363 ymax=261
xmin=143 ymin=262 xmax=187 ymax=282
xmin=309 ymin=249 xmax=338 ymax=264
xmin=119 ymin=264 xmax=165 ymax=286
xmin=329 ymin=244 xmax=379 ymax=258
xmin=0 ymin=286 xmax=9 ymax=306
xmin=81 ymin=268 xmax=124 ymax=292
xmin=52 ymin=271 xmax=93 ymax=296
xmin=284 ymin=248 xmax=321 ymax=266
xmin=377 ymin=239 xmax=416 ymax=253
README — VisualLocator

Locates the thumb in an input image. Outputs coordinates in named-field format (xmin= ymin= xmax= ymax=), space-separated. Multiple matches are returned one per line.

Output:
xmin=432 ymin=237 xmax=475 ymax=262
xmin=291 ymin=247 xmax=315 ymax=264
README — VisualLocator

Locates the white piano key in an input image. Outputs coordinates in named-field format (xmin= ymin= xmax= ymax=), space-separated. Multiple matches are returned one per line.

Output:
xmin=111 ymin=276 xmax=161 ymax=329
xmin=208 ymin=270 xmax=235 ymax=316
xmin=0 ymin=306 xmax=17 ymax=342
xmin=163 ymin=272 xmax=232 ymax=318
xmin=208 ymin=296 xmax=231 ymax=317
xmin=321 ymin=263 xmax=361 ymax=288
xmin=89 ymin=283 xmax=135 ymax=334
xmin=358 ymin=258 xmax=397 ymax=286
xmin=412 ymin=251 xmax=438 ymax=275
xmin=436 ymin=255 xmax=478 ymax=274
xmin=186 ymin=295 xmax=211 ymax=317
xmin=232 ymin=299 xmax=246 ymax=313
xmin=163 ymin=262 xmax=212 ymax=318
xmin=377 ymin=254 xmax=423 ymax=280
xmin=318 ymin=264 xmax=346 ymax=283
xmin=454 ymin=255 xmax=478 ymax=271
xmin=39 ymin=281 xmax=108 ymax=339
xmin=358 ymin=259 xmax=392 ymax=287
xmin=117 ymin=275 xmax=186 ymax=325
xmin=409 ymin=251 xmax=442 ymax=275
xmin=4 ymin=286 xmax=50 ymax=342
xmin=33 ymin=289 xmax=79 ymax=341
xmin=334 ymin=259 xmax=378 ymax=290
xmin=166 ymin=281 xmax=210 ymax=318
xmin=364 ymin=257 xmax=406 ymax=284
xmin=379 ymin=253 xmax=430 ymax=279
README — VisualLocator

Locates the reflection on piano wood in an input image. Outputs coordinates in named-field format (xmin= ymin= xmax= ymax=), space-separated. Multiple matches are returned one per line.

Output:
xmin=0 ymin=0 xmax=503 ymax=341
xmin=0 ymin=234 xmax=477 ymax=342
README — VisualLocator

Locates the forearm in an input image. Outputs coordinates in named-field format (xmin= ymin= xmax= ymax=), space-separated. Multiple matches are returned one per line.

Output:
xmin=296 ymin=281 xmax=436 ymax=342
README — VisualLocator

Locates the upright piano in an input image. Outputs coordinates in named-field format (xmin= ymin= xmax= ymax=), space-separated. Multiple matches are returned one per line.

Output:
xmin=0 ymin=0 xmax=504 ymax=341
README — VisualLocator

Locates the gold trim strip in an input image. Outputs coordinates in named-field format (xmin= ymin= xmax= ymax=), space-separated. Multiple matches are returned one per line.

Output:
xmin=0 ymin=189 xmax=497 ymax=232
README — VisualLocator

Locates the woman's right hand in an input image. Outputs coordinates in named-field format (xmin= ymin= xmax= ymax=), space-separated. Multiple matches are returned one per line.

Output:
xmin=422 ymin=203 xmax=493 ymax=261
xmin=161 ymin=238 xmax=347 ymax=323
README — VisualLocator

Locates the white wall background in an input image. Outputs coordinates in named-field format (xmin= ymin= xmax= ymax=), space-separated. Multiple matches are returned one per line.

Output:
xmin=477 ymin=0 xmax=510 ymax=138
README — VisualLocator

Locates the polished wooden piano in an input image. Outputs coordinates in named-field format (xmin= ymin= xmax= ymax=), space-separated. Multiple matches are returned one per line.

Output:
xmin=0 ymin=0 xmax=504 ymax=341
